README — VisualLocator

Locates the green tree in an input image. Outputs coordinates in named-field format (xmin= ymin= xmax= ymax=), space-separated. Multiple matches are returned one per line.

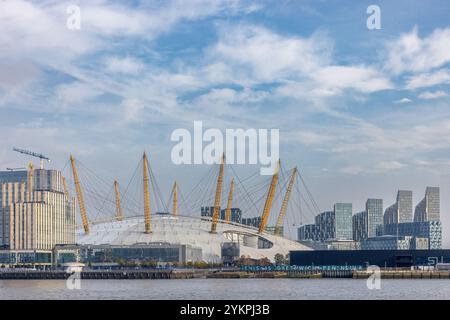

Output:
xmin=274 ymin=253 xmax=285 ymax=265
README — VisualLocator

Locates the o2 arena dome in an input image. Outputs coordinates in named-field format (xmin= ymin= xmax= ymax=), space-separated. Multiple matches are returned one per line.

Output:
xmin=69 ymin=153 xmax=313 ymax=262
xmin=76 ymin=214 xmax=311 ymax=262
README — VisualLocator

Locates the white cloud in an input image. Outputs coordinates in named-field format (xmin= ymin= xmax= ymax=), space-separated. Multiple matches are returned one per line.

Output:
xmin=295 ymin=131 xmax=327 ymax=146
xmin=406 ymin=69 xmax=450 ymax=89
xmin=312 ymin=65 xmax=392 ymax=93
xmin=418 ymin=90 xmax=448 ymax=100
xmin=122 ymin=98 xmax=145 ymax=123
xmin=340 ymin=161 xmax=406 ymax=175
xmin=207 ymin=24 xmax=391 ymax=102
xmin=340 ymin=165 xmax=365 ymax=175
xmin=56 ymin=82 xmax=103 ymax=107
xmin=395 ymin=98 xmax=413 ymax=104
xmin=104 ymin=57 xmax=143 ymax=75
xmin=375 ymin=161 xmax=406 ymax=172
xmin=385 ymin=26 xmax=450 ymax=75
xmin=209 ymin=24 xmax=333 ymax=82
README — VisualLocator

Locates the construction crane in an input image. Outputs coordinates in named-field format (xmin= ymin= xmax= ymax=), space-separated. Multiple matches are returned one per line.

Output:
xmin=225 ymin=178 xmax=235 ymax=223
xmin=13 ymin=148 xmax=50 ymax=169
xmin=114 ymin=180 xmax=123 ymax=221
xmin=143 ymin=152 xmax=152 ymax=234
xmin=210 ymin=154 xmax=225 ymax=234
xmin=274 ymin=167 xmax=297 ymax=236
xmin=258 ymin=160 xmax=280 ymax=234
xmin=70 ymin=155 xmax=90 ymax=234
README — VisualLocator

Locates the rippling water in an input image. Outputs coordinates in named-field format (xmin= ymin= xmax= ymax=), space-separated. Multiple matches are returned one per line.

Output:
xmin=0 ymin=279 xmax=449 ymax=300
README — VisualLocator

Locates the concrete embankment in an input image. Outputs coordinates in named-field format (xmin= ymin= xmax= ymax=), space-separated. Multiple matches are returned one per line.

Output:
xmin=2 ymin=269 xmax=449 ymax=280
xmin=353 ymin=270 xmax=450 ymax=279
xmin=0 ymin=269 xmax=209 ymax=280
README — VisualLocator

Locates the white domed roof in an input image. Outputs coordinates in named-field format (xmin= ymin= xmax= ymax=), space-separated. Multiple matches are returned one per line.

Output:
xmin=77 ymin=215 xmax=311 ymax=262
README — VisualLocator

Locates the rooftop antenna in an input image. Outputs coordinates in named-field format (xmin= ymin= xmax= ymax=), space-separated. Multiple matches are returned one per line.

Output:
xmin=13 ymin=148 xmax=51 ymax=169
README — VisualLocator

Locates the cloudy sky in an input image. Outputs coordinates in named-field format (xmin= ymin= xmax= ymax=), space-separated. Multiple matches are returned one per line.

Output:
xmin=1 ymin=0 xmax=450 ymax=244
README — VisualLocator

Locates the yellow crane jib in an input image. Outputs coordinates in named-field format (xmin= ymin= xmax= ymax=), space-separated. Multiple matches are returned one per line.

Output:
xmin=275 ymin=167 xmax=298 ymax=236
xmin=172 ymin=181 xmax=178 ymax=217
xmin=258 ymin=160 xmax=281 ymax=234
xmin=114 ymin=180 xmax=123 ymax=221
xmin=143 ymin=152 xmax=152 ymax=234
xmin=210 ymin=154 xmax=225 ymax=233
xmin=225 ymin=178 xmax=235 ymax=223
xmin=70 ymin=155 xmax=90 ymax=235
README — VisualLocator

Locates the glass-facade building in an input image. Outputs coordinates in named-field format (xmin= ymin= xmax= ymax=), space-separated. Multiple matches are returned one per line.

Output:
xmin=298 ymin=204 xmax=353 ymax=242
xmin=384 ymin=221 xmax=442 ymax=249
xmin=414 ymin=187 xmax=440 ymax=222
xmin=354 ymin=199 xmax=384 ymax=242
xmin=298 ymin=224 xmax=319 ymax=241
xmin=361 ymin=235 xmax=412 ymax=250
xmin=201 ymin=206 xmax=242 ymax=224
xmin=397 ymin=190 xmax=413 ymax=223
xmin=53 ymin=243 xmax=203 ymax=265
xmin=0 ymin=250 xmax=53 ymax=265
xmin=316 ymin=211 xmax=335 ymax=240
xmin=241 ymin=216 xmax=262 ymax=228
xmin=384 ymin=190 xmax=412 ymax=227
xmin=352 ymin=211 xmax=367 ymax=242
xmin=366 ymin=199 xmax=383 ymax=238
xmin=334 ymin=203 xmax=352 ymax=240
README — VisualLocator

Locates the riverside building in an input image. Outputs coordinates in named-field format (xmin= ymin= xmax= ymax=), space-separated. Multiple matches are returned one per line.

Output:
xmin=0 ymin=169 xmax=76 ymax=251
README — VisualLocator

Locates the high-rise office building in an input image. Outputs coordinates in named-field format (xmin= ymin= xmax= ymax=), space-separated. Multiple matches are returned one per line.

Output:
xmin=334 ymin=203 xmax=352 ymax=240
xmin=353 ymin=199 xmax=383 ymax=242
xmin=200 ymin=206 xmax=242 ymax=223
xmin=384 ymin=190 xmax=412 ymax=227
xmin=366 ymin=199 xmax=383 ymax=238
xmin=414 ymin=187 xmax=440 ymax=222
xmin=241 ymin=216 xmax=262 ymax=228
xmin=297 ymin=224 xmax=318 ymax=241
xmin=0 ymin=169 xmax=76 ymax=250
xmin=315 ymin=211 xmax=335 ymax=241
xmin=298 ymin=203 xmax=352 ymax=242
xmin=397 ymin=190 xmax=413 ymax=222
xmin=352 ymin=211 xmax=367 ymax=242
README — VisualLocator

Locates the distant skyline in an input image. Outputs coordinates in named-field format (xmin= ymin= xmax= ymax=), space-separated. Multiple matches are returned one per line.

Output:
xmin=1 ymin=0 xmax=450 ymax=246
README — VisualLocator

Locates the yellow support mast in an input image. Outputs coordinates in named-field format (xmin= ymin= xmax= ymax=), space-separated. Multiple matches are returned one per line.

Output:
xmin=70 ymin=155 xmax=90 ymax=234
xmin=114 ymin=180 xmax=123 ymax=221
xmin=172 ymin=181 xmax=178 ymax=217
xmin=225 ymin=178 xmax=235 ymax=223
xmin=62 ymin=176 xmax=69 ymax=198
xmin=258 ymin=160 xmax=280 ymax=234
xmin=274 ymin=167 xmax=297 ymax=236
xmin=210 ymin=154 xmax=225 ymax=233
xmin=143 ymin=152 xmax=152 ymax=234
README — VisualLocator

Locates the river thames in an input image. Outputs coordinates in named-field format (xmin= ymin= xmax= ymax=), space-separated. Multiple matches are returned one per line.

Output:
xmin=0 ymin=279 xmax=448 ymax=299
